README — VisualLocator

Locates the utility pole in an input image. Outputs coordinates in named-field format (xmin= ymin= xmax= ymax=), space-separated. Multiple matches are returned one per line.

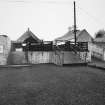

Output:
xmin=74 ymin=1 xmax=77 ymax=45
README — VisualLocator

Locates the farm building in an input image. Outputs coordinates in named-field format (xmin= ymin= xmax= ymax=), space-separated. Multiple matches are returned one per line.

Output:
xmin=89 ymin=36 xmax=105 ymax=61
xmin=10 ymin=28 xmax=42 ymax=64
xmin=93 ymin=37 xmax=105 ymax=49
xmin=55 ymin=29 xmax=93 ymax=43
xmin=9 ymin=28 xmax=53 ymax=65
xmin=0 ymin=35 xmax=11 ymax=65
xmin=9 ymin=28 xmax=92 ymax=65
xmin=11 ymin=28 xmax=41 ymax=51
xmin=54 ymin=29 xmax=93 ymax=63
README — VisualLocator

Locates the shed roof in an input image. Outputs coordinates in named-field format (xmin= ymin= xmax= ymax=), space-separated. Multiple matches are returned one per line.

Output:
xmin=0 ymin=35 xmax=8 ymax=37
xmin=94 ymin=37 xmax=105 ymax=42
xmin=55 ymin=29 xmax=92 ymax=42
xmin=17 ymin=28 xmax=41 ymax=43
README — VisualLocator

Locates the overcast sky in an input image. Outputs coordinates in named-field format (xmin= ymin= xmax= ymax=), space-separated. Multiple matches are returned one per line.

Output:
xmin=0 ymin=0 xmax=105 ymax=40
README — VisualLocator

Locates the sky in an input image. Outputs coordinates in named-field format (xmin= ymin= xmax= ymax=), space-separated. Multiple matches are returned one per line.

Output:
xmin=0 ymin=0 xmax=105 ymax=41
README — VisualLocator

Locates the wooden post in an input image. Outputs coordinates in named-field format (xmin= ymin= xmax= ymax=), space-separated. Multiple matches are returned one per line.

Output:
xmin=74 ymin=1 xmax=77 ymax=45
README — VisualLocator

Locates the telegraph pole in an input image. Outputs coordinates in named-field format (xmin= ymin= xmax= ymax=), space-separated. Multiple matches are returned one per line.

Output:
xmin=74 ymin=1 xmax=77 ymax=45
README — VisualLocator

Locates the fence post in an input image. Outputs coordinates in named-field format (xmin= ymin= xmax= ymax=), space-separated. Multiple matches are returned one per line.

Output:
xmin=103 ymin=49 xmax=105 ymax=61
xmin=61 ymin=51 xmax=64 ymax=65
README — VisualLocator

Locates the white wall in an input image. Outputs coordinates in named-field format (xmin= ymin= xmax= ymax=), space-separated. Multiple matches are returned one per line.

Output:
xmin=0 ymin=36 xmax=11 ymax=65
xmin=28 ymin=51 xmax=53 ymax=64
xmin=89 ymin=43 xmax=105 ymax=60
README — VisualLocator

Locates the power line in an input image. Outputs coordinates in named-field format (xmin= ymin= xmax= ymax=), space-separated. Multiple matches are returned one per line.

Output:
xmin=0 ymin=0 xmax=73 ymax=4
xmin=77 ymin=5 xmax=105 ymax=27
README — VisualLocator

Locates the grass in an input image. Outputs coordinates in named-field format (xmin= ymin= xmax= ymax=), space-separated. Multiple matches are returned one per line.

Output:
xmin=0 ymin=64 xmax=104 ymax=105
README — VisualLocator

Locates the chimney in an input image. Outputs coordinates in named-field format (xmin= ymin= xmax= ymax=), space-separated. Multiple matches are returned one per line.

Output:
xmin=28 ymin=27 xmax=30 ymax=32
xmin=68 ymin=26 xmax=74 ymax=32
xmin=68 ymin=27 xmax=72 ymax=31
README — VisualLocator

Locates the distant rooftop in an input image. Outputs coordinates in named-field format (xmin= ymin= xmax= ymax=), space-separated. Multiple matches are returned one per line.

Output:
xmin=94 ymin=37 xmax=105 ymax=42
xmin=17 ymin=28 xmax=41 ymax=43
xmin=55 ymin=29 xmax=93 ymax=42
xmin=0 ymin=35 xmax=8 ymax=37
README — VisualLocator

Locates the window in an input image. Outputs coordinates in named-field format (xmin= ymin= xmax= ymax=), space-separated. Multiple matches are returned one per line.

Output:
xmin=0 ymin=45 xmax=3 ymax=53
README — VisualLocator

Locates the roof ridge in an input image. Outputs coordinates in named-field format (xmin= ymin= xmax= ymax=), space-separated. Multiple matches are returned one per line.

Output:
xmin=55 ymin=29 xmax=92 ymax=41
xmin=17 ymin=29 xmax=41 ymax=42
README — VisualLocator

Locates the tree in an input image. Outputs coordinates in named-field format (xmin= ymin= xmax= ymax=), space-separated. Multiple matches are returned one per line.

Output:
xmin=95 ymin=29 xmax=105 ymax=38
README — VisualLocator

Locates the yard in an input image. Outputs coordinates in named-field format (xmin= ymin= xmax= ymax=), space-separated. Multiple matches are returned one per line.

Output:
xmin=0 ymin=64 xmax=104 ymax=105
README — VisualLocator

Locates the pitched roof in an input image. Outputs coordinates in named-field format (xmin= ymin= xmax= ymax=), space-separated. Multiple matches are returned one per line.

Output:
xmin=55 ymin=29 xmax=92 ymax=42
xmin=17 ymin=28 xmax=41 ymax=43
xmin=0 ymin=35 xmax=8 ymax=37
xmin=94 ymin=37 xmax=105 ymax=42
